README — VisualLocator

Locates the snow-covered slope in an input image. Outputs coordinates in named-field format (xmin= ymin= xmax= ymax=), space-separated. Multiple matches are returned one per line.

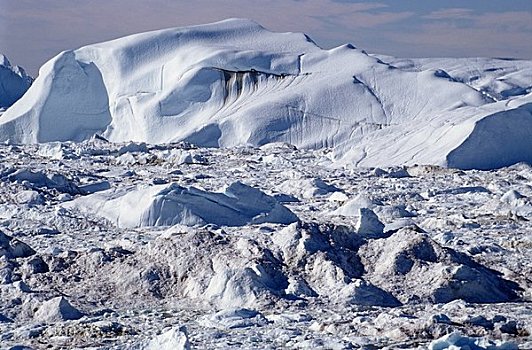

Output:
xmin=0 ymin=55 xmax=32 ymax=110
xmin=374 ymin=55 xmax=532 ymax=101
xmin=0 ymin=19 xmax=530 ymax=169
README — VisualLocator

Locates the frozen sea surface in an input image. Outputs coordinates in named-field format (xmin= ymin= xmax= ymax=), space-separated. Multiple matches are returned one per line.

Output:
xmin=0 ymin=141 xmax=530 ymax=349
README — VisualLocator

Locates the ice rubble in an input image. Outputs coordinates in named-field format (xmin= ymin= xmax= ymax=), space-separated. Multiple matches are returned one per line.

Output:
xmin=359 ymin=228 xmax=520 ymax=304
xmin=143 ymin=326 xmax=190 ymax=350
xmin=0 ymin=231 xmax=35 ymax=260
xmin=33 ymin=297 xmax=83 ymax=323
xmin=4 ymin=168 xmax=81 ymax=195
xmin=0 ymin=142 xmax=531 ymax=348
xmin=429 ymin=331 xmax=518 ymax=350
xmin=199 ymin=309 xmax=269 ymax=330
xmin=278 ymin=177 xmax=339 ymax=200
xmin=53 ymin=220 xmax=518 ymax=311
xmin=0 ymin=19 xmax=531 ymax=169
xmin=65 ymin=181 xmax=298 ymax=227
xmin=0 ymin=54 xmax=32 ymax=109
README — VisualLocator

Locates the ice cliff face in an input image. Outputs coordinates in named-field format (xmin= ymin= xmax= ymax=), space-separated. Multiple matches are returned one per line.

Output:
xmin=0 ymin=19 xmax=530 ymax=169
xmin=0 ymin=54 xmax=32 ymax=110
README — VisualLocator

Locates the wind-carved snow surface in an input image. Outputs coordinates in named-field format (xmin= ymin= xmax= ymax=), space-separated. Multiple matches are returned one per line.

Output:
xmin=0 ymin=54 xmax=32 ymax=111
xmin=0 ymin=19 xmax=531 ymax=169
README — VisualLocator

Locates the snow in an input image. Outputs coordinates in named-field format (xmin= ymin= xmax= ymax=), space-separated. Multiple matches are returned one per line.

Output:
xmin=429 ymin=332 xmax=518 ymax=350
xmin=354 ymin=208 xmax=385 ymax=238
xmin=0 ymin=231 xmax=35 ymax=259
xmin=278 ymin=177 xmax=339 ymax=199
xmin=330 ymin=194 xmax=381 ymax=216
xmin=0 ymin=54 xmax=32 ymax=109
xmin=143 ymin=326 xmax=190 ymax=350
xmin=0 ymin=17 xmax=531 ymax=350
xmin=199 ymin=309 xmax=268 ymax=330
xmin=359 ymin=228 xmax=520 ymax=304
xmin=6 ymin=168 xmax=80 ymax=195
xmin=33 ymin=297 xmax=83 ymax=323
xmin=375 ymin=55 xmax=532 ymax=101
xmin=65 ymin=181 xmax=298 ymax=228
xmin=0 ymin=19 xmax=530 ymax=169
xmin=0 ymin=141 xmax=531 ymax=348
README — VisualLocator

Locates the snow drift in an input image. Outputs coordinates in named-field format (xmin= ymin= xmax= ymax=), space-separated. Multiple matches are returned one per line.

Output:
xmin=0 ymin=55 xmax=32 ymax=109
xmin=65 ymin=181 xmax=298 ymax=228
xmin=0 ymin=19 xmax=531 ymax=169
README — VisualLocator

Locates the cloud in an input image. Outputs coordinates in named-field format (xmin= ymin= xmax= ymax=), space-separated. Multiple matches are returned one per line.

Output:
xmin=359 ymin=8 xmax=531 ymax=58
xmin=474 ymin=11 xmax=532 ymax=30
xmin=424 ymin=8 xmax=532 ymax=31
xmin=423 ymin=8 xmax=475 ymax=20
xmin=313 ymin=10 xmax=413 ymax=29
xmin=386 ymin=13 xmax=532 ymax=59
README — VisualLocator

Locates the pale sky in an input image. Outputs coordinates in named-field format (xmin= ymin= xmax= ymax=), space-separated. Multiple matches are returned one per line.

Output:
xmin=1 ymin=0 xmax=531 ymax=75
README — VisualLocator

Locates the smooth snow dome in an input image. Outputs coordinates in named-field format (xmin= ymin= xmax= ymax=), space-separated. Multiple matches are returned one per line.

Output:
xmin=0 ymin=19 xmax=531 ymax=169
xmin=0 ymin=54 xmax=32 ymax=109
xmin=65 ymin=181 xmax=298 ymax=228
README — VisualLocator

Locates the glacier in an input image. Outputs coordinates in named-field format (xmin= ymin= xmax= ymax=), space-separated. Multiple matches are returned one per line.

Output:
xmin=0 ymin=54 xmax=33 ymax=111
xmin=0 ymin=19 xmax=531 ymax=169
